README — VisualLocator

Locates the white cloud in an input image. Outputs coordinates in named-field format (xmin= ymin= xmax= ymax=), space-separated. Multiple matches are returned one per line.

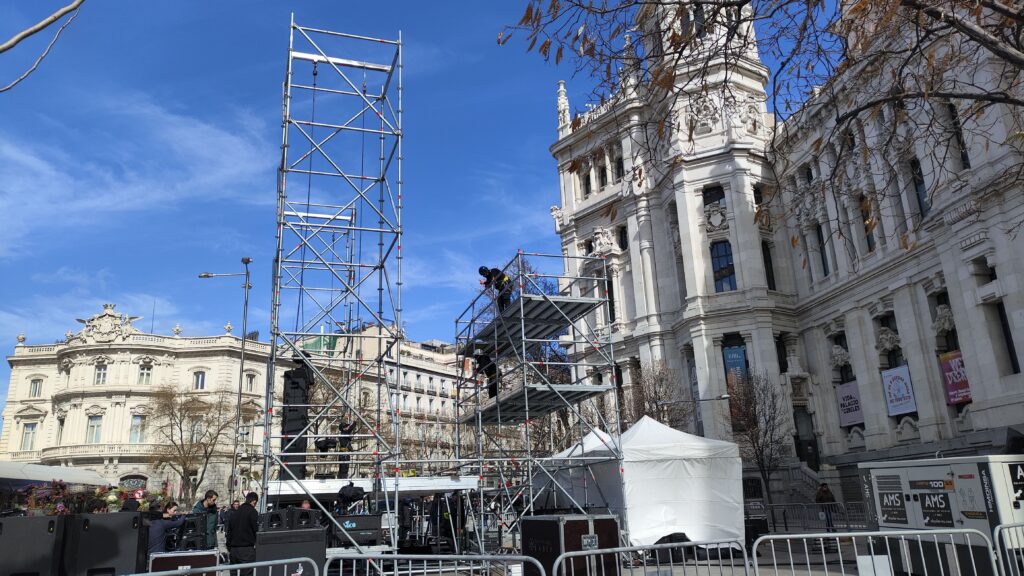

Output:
xmin=0 ymin=94 xmax=275 ymax=259
xmin=403 ymin=249 xmax=480 ymax=292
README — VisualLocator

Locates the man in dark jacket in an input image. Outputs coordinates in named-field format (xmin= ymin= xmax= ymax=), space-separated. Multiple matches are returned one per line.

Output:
xmin=227 ymin=492 xmax=260 ymax=575
xmin=192 ymin=489 xmax=219 ymax=549
xmin=147 ymin=502 xmax=186 ymax=556
xmin=479 ymin=266 xmax=512 ymax=312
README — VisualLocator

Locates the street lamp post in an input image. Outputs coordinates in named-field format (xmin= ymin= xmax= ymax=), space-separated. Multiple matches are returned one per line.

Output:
xmin=656 ymin=394 xmax=730 ymax=436
xmin=199 ymin=257 xmax=252 ymax=503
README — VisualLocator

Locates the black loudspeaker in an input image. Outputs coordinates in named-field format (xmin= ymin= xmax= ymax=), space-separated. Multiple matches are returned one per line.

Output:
xmin=281 ymin=366 xmax=311 ymax=479
xmin=0 ymin=515 xmax=67 ymax=576
xmin=63 ymin=512 xmax=149 ymax=576
xmin=255 ymin=528 xmax=327 ymax=576
xmin=259 ymin=510 xmax=290 ymax=531
xmin=329 ymin=514 xmax=382 ymax=547
xmin=176 ymin=534 xmax=206 ymax=551
xmin=288 ymin=507 xmax=322 ymax=529
xmin=180 ymin=513 xmax=207 ymax=537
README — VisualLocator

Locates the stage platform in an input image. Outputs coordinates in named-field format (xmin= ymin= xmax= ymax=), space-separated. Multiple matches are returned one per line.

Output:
xmin=460 ymin=382 xmax=614 ymax=424
xmin=466 ymin=293 xmax=603 ymax=358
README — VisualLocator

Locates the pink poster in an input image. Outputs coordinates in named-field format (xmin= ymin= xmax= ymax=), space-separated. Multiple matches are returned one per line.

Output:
xmin=939 ymin=350 xmax=971 ymax=405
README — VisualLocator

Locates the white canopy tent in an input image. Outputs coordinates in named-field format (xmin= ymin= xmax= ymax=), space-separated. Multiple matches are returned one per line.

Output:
xmin=534 ymin=416 xmax=743 ymax=546
xmin=0 ymin=462 xmax=108 ymax=491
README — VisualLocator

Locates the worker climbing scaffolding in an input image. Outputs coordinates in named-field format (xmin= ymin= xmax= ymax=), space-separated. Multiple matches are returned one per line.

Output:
xmin=478 ymin=265 xmax=512 ymax=312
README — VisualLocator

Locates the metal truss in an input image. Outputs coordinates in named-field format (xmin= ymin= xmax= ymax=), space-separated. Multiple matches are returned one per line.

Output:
xmin=454 ymin=252 xmax=625 ymax=553
xmin=262 ymin=17 xmax=403 ymax=549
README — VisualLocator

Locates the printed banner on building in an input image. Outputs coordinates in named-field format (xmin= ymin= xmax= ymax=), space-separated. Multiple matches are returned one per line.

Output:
xmin=836 ymin=381 xmax=865 ymax=427
xmin=938 ymin=350 xmax=971 ymax=405
xmin=723 ymin=345 xmax=748 ymax=385
xmin=882 ymin=365 xmax=918 ymax=416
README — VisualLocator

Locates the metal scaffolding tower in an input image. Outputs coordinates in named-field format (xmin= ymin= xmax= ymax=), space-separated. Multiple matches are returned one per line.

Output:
xmin=262 ymin=17 xmax=403 ymax=548
xmin=454 ymin=252 xmax=625 ymax=553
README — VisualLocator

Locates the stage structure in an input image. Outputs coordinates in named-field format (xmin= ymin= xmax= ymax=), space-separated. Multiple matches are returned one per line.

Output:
xmin=262 ymin=17 xmax=403 ymax=548
xmin=454 ymin=251 xmax=626 ymax=553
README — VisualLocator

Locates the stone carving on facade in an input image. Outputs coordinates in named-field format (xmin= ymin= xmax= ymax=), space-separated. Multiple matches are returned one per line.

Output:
xmin=550 ymin=205 xmax=563 ymax=232
xmin=54 ymin=407 xmax=68 ymax=420
xmin=224 ymin=321 xmax=233 ymax=334
xmin=84 ymin=404 xmax=107 ymax=417
xmin=895 ymin=416 xmax=920 ymax=443
xmin=669 ymin=222 xmax=683 ymax=259
xmin=740 ymin=103 xmax=761 ymax=135
xmin=556 ymin=80 xmax=570 ymax=127
xmin=688 ymin=94 xmax=717 ymax=135
xmin=173 ymin=323 xmax=182 ymax=337
xmin=847 ymin=426 xmax=866 ymax=450
xmin=830 ymin=345 xmax=852 ymax=369
xmin=64 ymin=330 xmax=75 ymax=343
xmin=130 ymin=404 xmax=149 ymax=416
xmin=133 ymin=355 xmax=158 ymax=366
xmin=59 ymin=358 xmax=74 ymax=373
xmin=875 ymin=327 xmax=901 ymax=352
xmin=16 ymin=333 xmax=26 ymax=344
xmin=74 ymin=304 xmax=141 ymax=344
xmin=593 ymin=227 xmax=617 ymax=255
xmin=91 ymin=354 xmax=113 ymax=366
xmin=704 ymin=203 xmax=729 ymax=233
xmin=931 ymin=304 xmax=956 ymax=336
xmin=783 ymin=333 xmax=804 ymax=374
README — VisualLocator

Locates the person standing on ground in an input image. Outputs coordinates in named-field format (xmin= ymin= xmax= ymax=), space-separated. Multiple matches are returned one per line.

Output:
xmin=479 ymin=266 xmax=512 ymax=312
xmin=815 ymin=482 xmax=837 ymax=532
xmin=227 ymin=492 xmax=260 ymax=576
xmin=192 ymin=489 xmax=219 ymax=549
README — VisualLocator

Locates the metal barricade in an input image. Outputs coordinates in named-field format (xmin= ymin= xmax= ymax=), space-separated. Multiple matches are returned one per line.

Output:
xmin=767 ymin=503 xmax=870 ymax=533
xmin=324 ymin=553 xmax=545 ymax=576
xmin=551 ymin=539 xmax=749 ymax=576
xmin=753 ymin=529 xmax=998 ymax=576
xmin=995 ymin=523 xmax=1024 ymax=576
xmin=130 ymin=556 xmax=320 ymax=576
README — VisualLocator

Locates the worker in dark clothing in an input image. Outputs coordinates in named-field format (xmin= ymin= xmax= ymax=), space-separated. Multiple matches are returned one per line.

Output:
xmin=474 ymin=353 xmax=499 ymax=398
xmin=192 ymin=489 xmax=219 ymax=549
xmin=337 ymin=420 xmax=358 ymax=478
xmin=121 ymin=498 xmax=140 ymax=512
xmin=479 ymin=266 xmax=512 ymax=312
xmin=227 ymin=492 xmax=260 ymax=576
xmin=147 ymin=502 xmax=186 ymax=557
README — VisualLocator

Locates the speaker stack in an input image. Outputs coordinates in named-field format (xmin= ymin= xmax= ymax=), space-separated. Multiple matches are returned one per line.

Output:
xmin=0 ymin=515 xmax=67 ymax=576
xmin=62 ymin=512 xmax=149 ymax=576
xmin=281 ymin=364 xmax=312 ymax=479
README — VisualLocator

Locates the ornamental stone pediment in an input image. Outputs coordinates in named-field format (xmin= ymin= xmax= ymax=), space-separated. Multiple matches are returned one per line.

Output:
xmin=84 ymin=404 xmax=107 ymax=417
xmin=14 ymin=405 xmax=47 ymax=419
xmin=73 ymin=304 xmax=141 ymax=344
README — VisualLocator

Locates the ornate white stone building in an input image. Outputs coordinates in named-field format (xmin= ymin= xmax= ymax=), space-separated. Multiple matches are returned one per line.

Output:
xmin=550 ymin=6 xmax=1024 ymax=501
xmin=0 ymin=305 xmax=460 ymax=496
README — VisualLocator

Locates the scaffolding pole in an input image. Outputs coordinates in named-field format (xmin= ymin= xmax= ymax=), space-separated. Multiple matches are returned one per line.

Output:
xmin=454 ymin=251 xmax=625 ymax=553
xmin=262 ymin=17 xmax=403 ymax=551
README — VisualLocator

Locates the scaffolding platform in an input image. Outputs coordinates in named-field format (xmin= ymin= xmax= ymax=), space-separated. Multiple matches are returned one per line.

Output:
xmin=459 ymin=382 xmax=615 ymax=424
xmin=466 ymin=293 xmax=602 ymax=358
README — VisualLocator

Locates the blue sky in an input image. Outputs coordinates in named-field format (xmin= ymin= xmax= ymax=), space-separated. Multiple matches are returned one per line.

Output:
xmin=0 ymin=2 xmax=589 ymax=412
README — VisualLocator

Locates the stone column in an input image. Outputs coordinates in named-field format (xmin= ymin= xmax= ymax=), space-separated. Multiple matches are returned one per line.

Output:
xmin=731 ymin=168 xmax=766 ymax=289
xmin=636 ymin=195 xmax=662 ymax=321
xmin=844 ymin=310 xmax=893 ymax=448
xmin=891 ymin=285 xmax=945 ymax=443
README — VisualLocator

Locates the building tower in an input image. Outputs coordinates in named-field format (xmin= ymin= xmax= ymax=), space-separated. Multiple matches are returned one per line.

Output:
xmin=549 ymin=2 xmax=806 ymax=492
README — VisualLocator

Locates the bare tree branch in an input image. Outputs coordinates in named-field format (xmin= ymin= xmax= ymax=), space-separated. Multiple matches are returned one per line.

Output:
xmin=0 ymin=7 xmax=81 ymax=93
xmin=0 ymin=0 xmax=85 ymax=54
